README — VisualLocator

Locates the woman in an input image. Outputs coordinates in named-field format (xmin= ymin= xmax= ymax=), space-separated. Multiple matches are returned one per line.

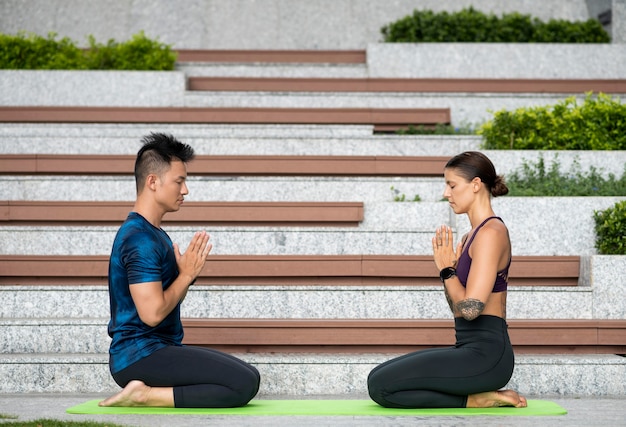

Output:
xmin=368 ymin=151 xmax=527 ymax=409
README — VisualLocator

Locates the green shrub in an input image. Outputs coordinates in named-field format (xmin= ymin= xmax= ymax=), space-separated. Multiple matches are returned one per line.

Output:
xmin=479 ymin=93 xmax=626 ymax=150
xmin=594 ymin=200 xmax=626 ymax=255
xmin=381 ymin=7 xmax=610 ymax=43
xmin=0 ymin=32 xmax=86 ymax=69
xmin=506 ymin=156 xmax=626 ymax=197
xmin=0 ymin=31 xmax=176 ymax=70
xmin=85 ymin=31 xmax=176 ymax=70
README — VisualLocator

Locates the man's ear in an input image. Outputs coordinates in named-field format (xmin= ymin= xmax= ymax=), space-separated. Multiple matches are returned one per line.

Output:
xmin=146 ymin=173 xmax=158 ymax=191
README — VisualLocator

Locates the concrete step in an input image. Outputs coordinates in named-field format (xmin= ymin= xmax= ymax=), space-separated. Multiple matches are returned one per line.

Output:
xmin=0 ymin=176 xmax=445 ymax=203
xmin=0 ymin=133 xmax=480 ymax=157
xmin=0 ymin=318 xmax=109 ymax=354
xmin=1 ymin=352 xmax=623 ymax=396
xmin=0 ymin=283 xmax=593 ymax=321
xmin=0 ymin=123 xmax=375 ymax=140
xmin=1 ymin=198 xmax=623 ymax=256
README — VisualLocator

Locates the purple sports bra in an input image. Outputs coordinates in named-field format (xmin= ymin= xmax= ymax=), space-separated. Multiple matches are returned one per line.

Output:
xmin=455 ymin=216 xmax=510 ymax=293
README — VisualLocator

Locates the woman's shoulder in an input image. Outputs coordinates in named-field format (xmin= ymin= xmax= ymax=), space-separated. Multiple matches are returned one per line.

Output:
xmin=473 ymin=218 xmax=510 ymax=247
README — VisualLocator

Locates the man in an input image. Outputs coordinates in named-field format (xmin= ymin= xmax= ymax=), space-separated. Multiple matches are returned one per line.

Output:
xmin=100 ymin=133 xmax=260 ymax=408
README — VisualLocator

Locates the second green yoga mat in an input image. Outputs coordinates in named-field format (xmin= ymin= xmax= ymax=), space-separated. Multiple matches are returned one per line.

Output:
xmin=67 ymin=399 xmax=567 ymax=416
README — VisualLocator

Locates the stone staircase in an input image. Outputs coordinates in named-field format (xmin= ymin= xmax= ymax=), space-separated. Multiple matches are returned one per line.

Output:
xmin=0 ymin=49 xmax=625 ymax=397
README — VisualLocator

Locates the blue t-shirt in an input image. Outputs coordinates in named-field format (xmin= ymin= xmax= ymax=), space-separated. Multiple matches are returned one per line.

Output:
xmin=107 ymin=212 xmax=183 ymax=374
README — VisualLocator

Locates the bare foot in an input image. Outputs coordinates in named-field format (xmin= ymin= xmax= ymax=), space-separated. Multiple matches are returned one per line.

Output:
xmin=466 ymin=389 xmax=528 ymax=408
xmin=99 ymin=380 xmax=152 ymax=407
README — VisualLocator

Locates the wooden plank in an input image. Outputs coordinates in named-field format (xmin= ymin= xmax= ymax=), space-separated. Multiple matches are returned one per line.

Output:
xmin=509 ymin=256 xmax=580 ymax=278
xmin=0 ymin=254 xmax=580 ymax=286
xmin=0 ymin=107 xmax=450 ymax=130
xmin=0 ymin=200 xmax=364 ymax=226
xmin=175 ymin=49 xmax=366 ymax=63
xmin=0 ymin=154 xmax=448 ymax=176
xmin=180 ymin=318 xmax=626 ymax=351
xmin=189 ymin=77 xmax=626 ymax=94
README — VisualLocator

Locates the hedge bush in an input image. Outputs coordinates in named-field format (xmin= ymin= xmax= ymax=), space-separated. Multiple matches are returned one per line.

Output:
xmin=0 ymin=31 xmax=176 ymax=70
xmin=381 ymin=7 xmax=610 ymax=43
xmin=478 ymin=93 xmax=626 ymax=150
xmin=594 ymin=200 xmax=626 ymax=255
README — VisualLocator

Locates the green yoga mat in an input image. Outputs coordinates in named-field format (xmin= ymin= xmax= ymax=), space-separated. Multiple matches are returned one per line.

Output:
xmin=67 ymin=399 xmax=567 ymax=416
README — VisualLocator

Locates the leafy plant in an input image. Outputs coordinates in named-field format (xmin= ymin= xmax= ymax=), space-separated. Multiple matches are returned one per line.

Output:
xmin=382 ymin=7 xmax=610 ymax=43
xmin=390 ymin=186 xmax=421 ymax=202
xmin=479 ymin=93 xmax=626 ymax=150
xmin=594 ymin=200 xmax=626 ymax=255
xmin=506 ymin=156 xmax=626 ymax=197
xmin=0 ymin=32 xmax=86 ymax=69
xmin=0 ymin=31 xmax=176 ymax=70
xmin=85 ymin=31 xmax=176 ymax=70
xmin=396 ymin=123 xmax=476 ymax=135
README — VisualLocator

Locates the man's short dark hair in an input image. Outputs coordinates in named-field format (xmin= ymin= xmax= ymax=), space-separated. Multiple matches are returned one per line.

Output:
xmin=134 ymin=133 xmax=195 ymax=193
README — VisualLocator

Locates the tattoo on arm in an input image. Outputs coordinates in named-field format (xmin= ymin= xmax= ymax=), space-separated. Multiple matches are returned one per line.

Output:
xmin=455 ymin=298 xmax=485 ymax=321
xmin=443 ymin=286 xmax=454 ymax=313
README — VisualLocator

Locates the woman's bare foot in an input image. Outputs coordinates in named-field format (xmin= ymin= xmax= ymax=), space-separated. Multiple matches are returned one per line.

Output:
xmin=466 ymin=389 xmax=528 ymax=408
xmin=98 ymin=380 xmax=152 ymax=407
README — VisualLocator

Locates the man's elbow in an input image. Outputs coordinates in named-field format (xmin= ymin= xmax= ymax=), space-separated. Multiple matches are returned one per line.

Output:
xmin=138 ymin=313 xmax=163 ymax=328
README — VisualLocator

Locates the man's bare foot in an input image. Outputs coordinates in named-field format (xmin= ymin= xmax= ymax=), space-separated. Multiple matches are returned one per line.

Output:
xmin=98 ymin=380 xmax=152 ymax=407
xmin=466 ymin=389 xmax=528 ymax=408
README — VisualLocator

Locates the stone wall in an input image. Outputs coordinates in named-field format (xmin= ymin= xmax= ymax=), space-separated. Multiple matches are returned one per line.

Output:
xmin=0 ymin=0 xmax=609 ymax=50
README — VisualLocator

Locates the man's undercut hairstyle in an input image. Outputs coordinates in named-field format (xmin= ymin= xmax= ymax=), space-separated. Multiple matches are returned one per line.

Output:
xmin=134 ymin=133 xmax=196 ymax=193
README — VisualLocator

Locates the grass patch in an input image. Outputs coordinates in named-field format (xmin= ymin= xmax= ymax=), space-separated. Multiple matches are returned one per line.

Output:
xmin=0 ymin=413 xmax=18 ymax=419
xmin=0 ymin=419 xmax=127 ymax=426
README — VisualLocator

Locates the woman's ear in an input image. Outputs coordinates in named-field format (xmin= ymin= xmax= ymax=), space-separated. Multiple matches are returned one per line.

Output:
xmin=471 ymin=177 xmax=482 ymax=192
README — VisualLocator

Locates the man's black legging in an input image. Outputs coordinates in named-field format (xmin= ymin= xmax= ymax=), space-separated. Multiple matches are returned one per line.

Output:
xmin=111 ymin=345 xmax=260 ymax=408
xmin=368 ymin=315 xmax=515 ymax=408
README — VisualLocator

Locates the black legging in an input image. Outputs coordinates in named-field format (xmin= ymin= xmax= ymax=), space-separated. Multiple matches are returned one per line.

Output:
xmin=111 ymin=345 xmax=260 ymax=408
xmin=368 ymin=315 xmax=514 ymax=408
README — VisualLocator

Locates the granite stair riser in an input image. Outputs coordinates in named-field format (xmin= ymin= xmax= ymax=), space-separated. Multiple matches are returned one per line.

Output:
xmin=1 ymin=353 xmax=624 ymax=396
xmin=0 ymin=176 xmax=444 ymax=203
xmin=2 ymin=174 xmax=624 ymax=205
xmin=366 ymin=44 xmax=626 ymax=80
xmin=1 ymin=135 xmax=482 ymax=157
xmin=176 ymin=63 xmax=368 ymax=78
xmin=1 ymin=321 xmax=109 ymax=353
xmin=0 ymin=124 xmax=375 ymax=139
xmin=1 ymin=198 xmax=624 ymax=256
xmin=0 ymin=285 xmax=597 ymax=323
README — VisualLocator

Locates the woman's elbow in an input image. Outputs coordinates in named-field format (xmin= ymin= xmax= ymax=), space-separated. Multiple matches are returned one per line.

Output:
xmin=455 ymin=298 xmax=485 ymax=321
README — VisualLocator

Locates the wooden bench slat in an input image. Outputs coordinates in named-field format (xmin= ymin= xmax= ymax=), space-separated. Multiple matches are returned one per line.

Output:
xmin=0 ymin=154 xmax=449 ymax=176
xmin=0 ymin=200 xmax=364 ymax=226
xmin=0 ymin=107 xmax=450 ymax=132
xmin=180 ymin=318 xmax=626 ymax=353
xmin=175 ymin=49 xmax=367 ymax=63
xmin=189 ymin=77 xmax=626 ymax=94
xmin=0 ymin=255 xmax=580 ymax=287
